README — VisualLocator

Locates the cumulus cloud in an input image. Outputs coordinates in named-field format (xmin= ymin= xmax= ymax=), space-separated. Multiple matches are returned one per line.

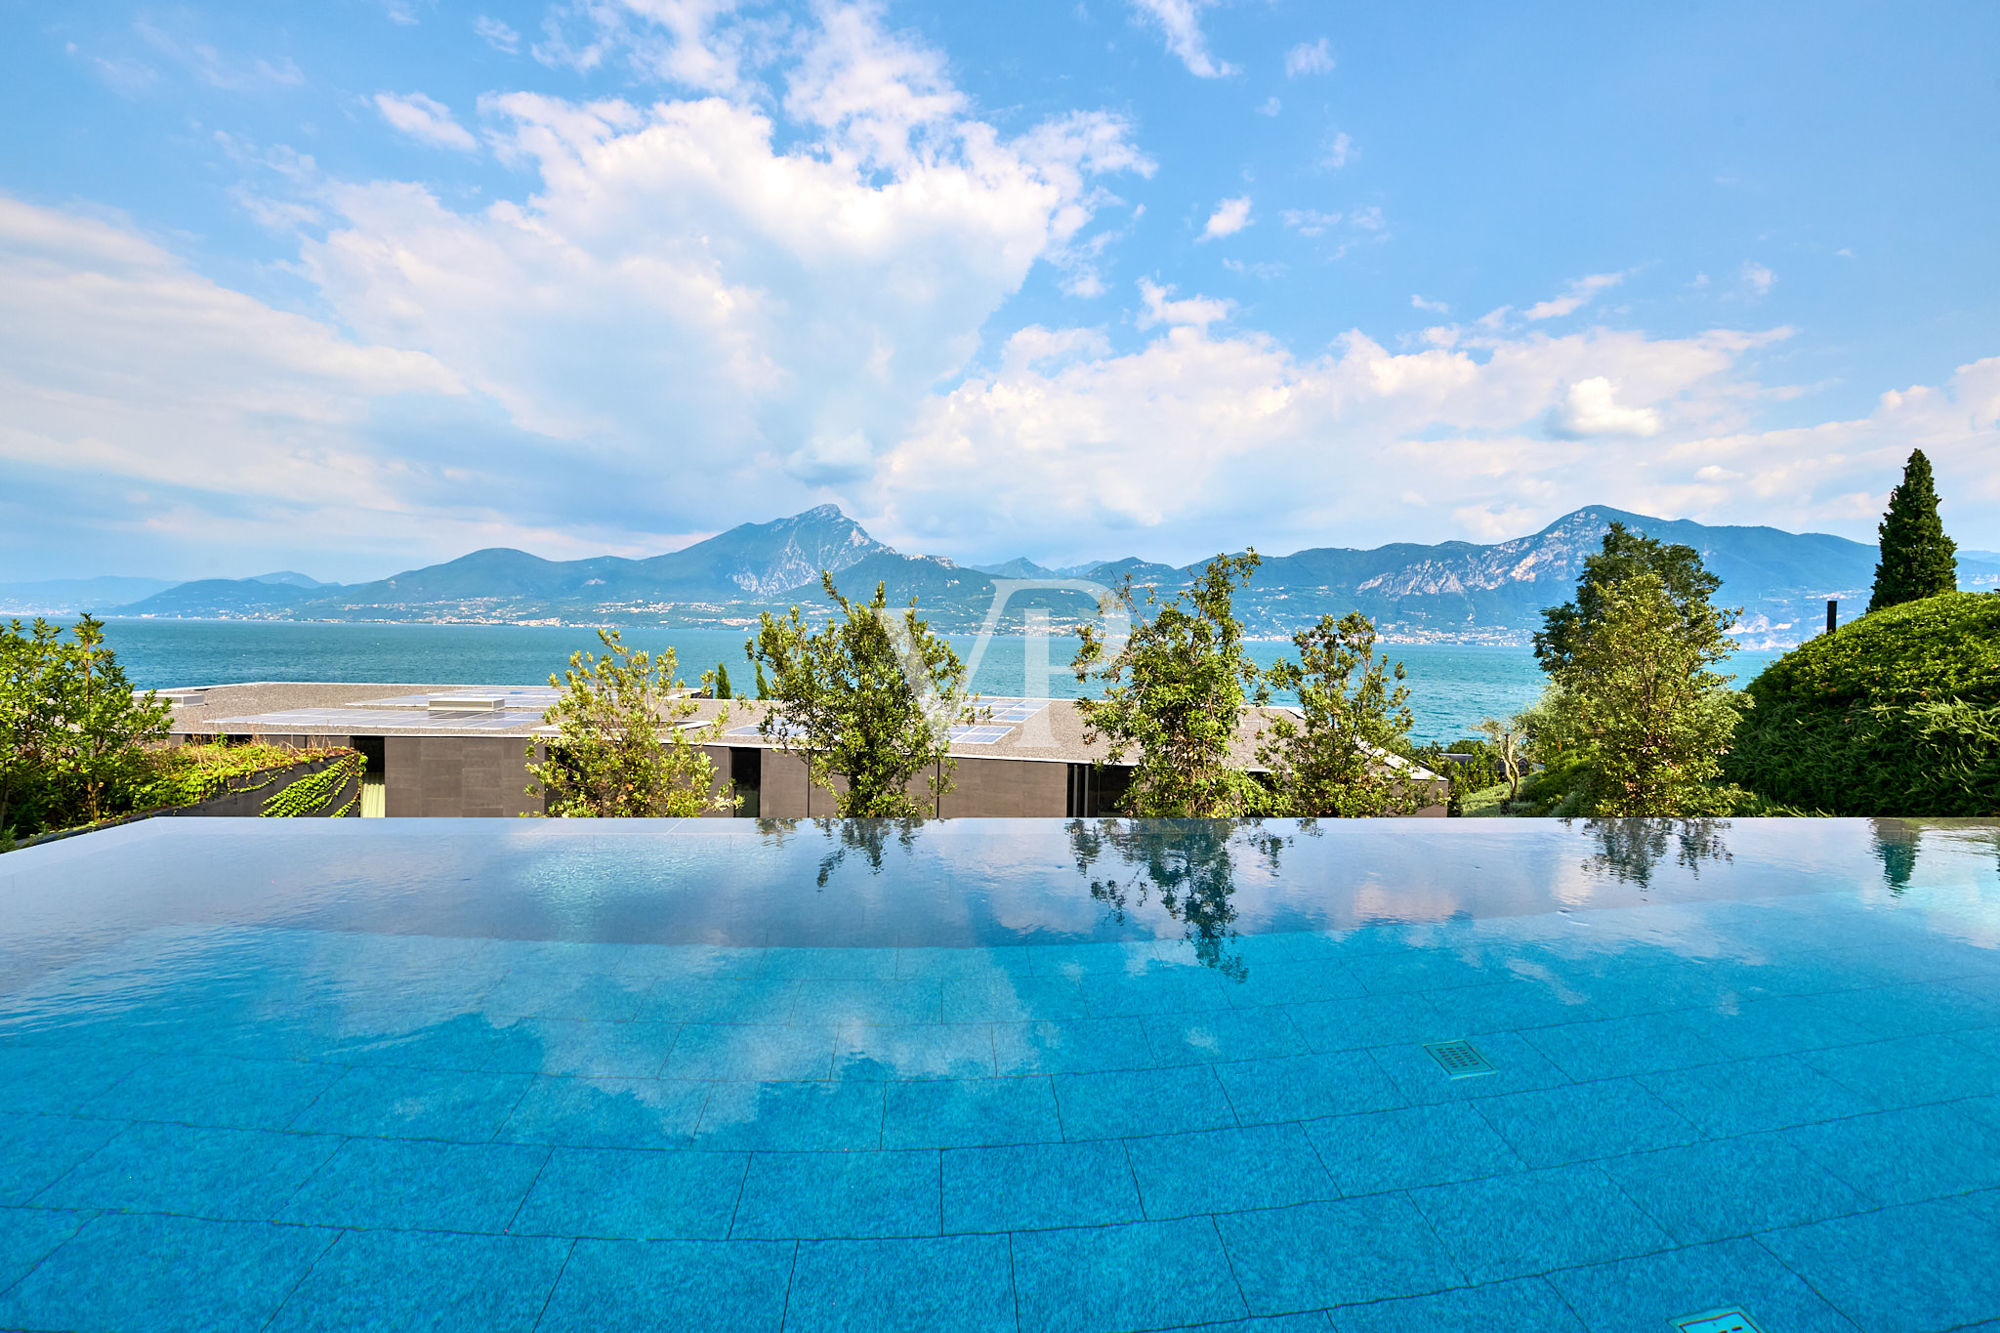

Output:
xmin=374 ymin=92 xmax=479 ymax=151
xmin=1545 ymin=377 xmax=1663 ymax=438
xmin=864 ymin=309 xmax=1918 ymax=560
xmin=20 ymin=2 xmax=2000 ymax=575
xmin=1255 ymin=96 xmax=1280 ymax=116
xmin=1320 ymin=130 xmax=1353 ymax=170
xmin=1127 ymin=0 xmax=1236 ymax=78
xmin=1284 ymin=38 xmax=1334 ymax=77
xmin=1524 ymin=271 xmax=1625 ymax=320
xmin=297 ymin=3 xmax=1148 ymax=498
xmin=1136 ymin=278 xmax=1232 ymax=329
xmin=1200 ymin=196 xmax=1252 ymax=241
xmin=1743 ymin=261 xmax=1776 ymax=295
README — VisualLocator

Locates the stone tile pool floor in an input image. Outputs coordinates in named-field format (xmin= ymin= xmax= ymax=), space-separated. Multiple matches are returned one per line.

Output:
xmin=2 ymin=821 xmax=1999 ymax=1330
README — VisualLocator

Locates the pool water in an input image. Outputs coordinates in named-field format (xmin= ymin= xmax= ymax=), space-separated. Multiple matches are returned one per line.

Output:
xmin=2 ymin=818 xmax=1999 ymax=1331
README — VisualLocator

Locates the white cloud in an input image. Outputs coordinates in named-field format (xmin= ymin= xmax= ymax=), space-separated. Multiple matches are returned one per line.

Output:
xmin=1545 ymin=377 xmax=1663 ymax=438
xmin=296 ymin=3 xmax=1147 ymax=496
xmin=1411 ymin=294 xmax=1449 ymax=314
xmin=1284 ymin=38 xmax=1334 ymax=77
xmin=867 ymin=309 xmax=1892 ymax=560
xmin=374 ymin=92 xmax=479 ymax=151
xmin=1743 ymin=261 xmax=1776 ymax=294
xmin=1255 ymin=96 xmax=1280 ymax=116
xmin=1280 ymin=205 xmax=1384 ymax=257
xmin=1136 ymin=278 xmax=1231 ymax=329
xmin=66 ymin=44 xmax=159 ymax=97
xmin=21 ymin=5 xmax=2000 ymax=573
xmin=1127 ymin=0 xmax=1236 ymax=78
xmin=473 ymin=16 xmax=521 ymax=53
xmin=532 ymin=0 xmax=753 ymax=93
xmin=1280 ymin=208 xmax=1339 ymax=236
xmin=134 ymin=20 xmax=304 ymax=90
xmin=1320 ymin=130 xmax=1352 ymax=170
xmin=1524 ymin=271 xmax=1625 ymax=321
xmin=1200 ymin=195 xmax=1252 ymax=241
xmin=0 ymin=195 xmax=527 ymax=566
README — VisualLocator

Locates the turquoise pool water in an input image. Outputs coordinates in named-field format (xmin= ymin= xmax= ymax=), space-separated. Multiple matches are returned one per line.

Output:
xmin=2 ymin=818 xmax=1998 ymax=1331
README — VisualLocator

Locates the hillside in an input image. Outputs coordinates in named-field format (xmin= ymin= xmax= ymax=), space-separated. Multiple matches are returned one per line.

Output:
xmin=99 ymin=504 xmax=2000 ymax=645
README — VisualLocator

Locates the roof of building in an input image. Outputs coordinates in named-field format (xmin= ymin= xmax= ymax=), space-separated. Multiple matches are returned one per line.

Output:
xmin=162 ymin=681 xmax=1437 ymax=777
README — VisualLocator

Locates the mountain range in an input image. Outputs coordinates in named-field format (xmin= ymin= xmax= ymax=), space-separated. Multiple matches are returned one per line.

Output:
xmin=6 ymin=505 xmax=1997 ymax=647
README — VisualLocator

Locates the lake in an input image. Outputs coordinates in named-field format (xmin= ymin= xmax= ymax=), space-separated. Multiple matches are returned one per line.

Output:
xmin=94 ymin=619 xmax=1782 ymax=745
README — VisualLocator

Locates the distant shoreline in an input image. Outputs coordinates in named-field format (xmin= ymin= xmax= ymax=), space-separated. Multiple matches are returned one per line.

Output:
xmin=2 ymin=614 xmax=1824 ymax=652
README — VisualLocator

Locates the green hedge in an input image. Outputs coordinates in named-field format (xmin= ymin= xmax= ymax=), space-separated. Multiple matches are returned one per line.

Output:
xmin=1746 ymin=592 xmax=2000 ymax=706
xmin=1727 ymin=591 xmax=2000 ymax=815
xmin=1725 ymin=694 xmax=2000 ymax=815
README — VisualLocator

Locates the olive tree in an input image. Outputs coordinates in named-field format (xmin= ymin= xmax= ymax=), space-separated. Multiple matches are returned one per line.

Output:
xmin=1072 ymin=552 xmax=1266 ymax=817
xmin=1257 ymin=611 xmax=1422 ymax=816
xmin=526 ymin=628 xmax=726 ymax=817
xmin=747 ymin=574 xmax=971 ymax=818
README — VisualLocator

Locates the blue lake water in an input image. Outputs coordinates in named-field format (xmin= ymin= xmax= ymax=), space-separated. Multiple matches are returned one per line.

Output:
xmin=94 ymin=619 xmax=1784 ymax=744
xmin=1 ymin=816 xmax=1997 ymax=1331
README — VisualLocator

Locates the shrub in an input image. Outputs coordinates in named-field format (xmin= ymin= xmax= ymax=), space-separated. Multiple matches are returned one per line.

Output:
xmin=1727 ymin=592 xmax=2000 ymax=815
xmin=0 ymin=616 xmax=171 ymax=837
xmin=1744 ymin=592 xmax=2000 ymax=706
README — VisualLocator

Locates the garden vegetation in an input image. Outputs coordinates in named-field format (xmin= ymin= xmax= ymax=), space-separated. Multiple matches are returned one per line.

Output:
xmin=1 ymin=615 xmax=362 ymax=845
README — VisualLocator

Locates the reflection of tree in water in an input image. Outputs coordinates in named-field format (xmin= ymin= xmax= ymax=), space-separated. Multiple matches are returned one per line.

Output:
xmin=1067 ymin=819 xmax=1291 ymax=981
xmin=753 ymin=818 xmax=921 ymax=888
xmin=1871 ymin=819 xmax=1922 ymax=895
xmin=1578 ymin=818 xmax=1732 ymax=888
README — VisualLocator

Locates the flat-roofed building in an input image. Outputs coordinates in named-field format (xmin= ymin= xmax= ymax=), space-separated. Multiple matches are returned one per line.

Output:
xmin=160 ymin=682 xmax=1442 ymax=818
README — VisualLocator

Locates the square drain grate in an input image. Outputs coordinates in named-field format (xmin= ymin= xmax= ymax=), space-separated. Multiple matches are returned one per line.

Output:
xmin=1671 ymin=1309 xmax=1765 ymax=1333
xmin=1423 ymin=1040 xmax=1495 ymax=1078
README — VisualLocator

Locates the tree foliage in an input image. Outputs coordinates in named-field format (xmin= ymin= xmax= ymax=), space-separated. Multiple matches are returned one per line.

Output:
xmin=526 ymin=628 xmax=725 ymax=818
xmin=1256 ymin=611 xmax=1422 ymax=816
xmin=1072 ymin=552 xmax=1267 ymax=817
xmin=1870 ymin=448 xmax=1958 ymax=613
xmin=1547 ymin=570 xmax=1742 ymax=815
xmin=747 ymin=573 xmax=970 ymax=818
xmin=1534 ymin=521 xmax=1726 ymax=674
xmin=0 ymin=615 xmax=171 ymax=837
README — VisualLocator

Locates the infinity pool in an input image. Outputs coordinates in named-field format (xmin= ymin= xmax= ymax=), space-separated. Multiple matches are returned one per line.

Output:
xmin=2 ymin=818 xmax=1998 ymax=1331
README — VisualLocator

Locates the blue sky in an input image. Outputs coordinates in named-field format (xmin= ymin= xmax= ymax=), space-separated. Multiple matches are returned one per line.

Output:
xmin=2 ymin=0 xmax=1997 ymax=581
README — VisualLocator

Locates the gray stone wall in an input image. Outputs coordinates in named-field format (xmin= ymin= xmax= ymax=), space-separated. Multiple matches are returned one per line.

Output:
xmin=384 ymin=736 xmax=543 ymax=818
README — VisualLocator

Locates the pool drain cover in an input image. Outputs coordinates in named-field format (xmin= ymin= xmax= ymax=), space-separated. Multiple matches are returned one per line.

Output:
xmin=1670 ymin=1310 xmax=1765 ymax=1333
xmin=1423 ymin=1040 xmax=1495 ymax=1078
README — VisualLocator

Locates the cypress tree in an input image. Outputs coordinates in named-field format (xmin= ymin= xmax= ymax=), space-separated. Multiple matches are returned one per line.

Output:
xmin=1869 ymin=449 xmax=1957 ymax=613
xmin=714 ymin=663 xmax=732 ymax=699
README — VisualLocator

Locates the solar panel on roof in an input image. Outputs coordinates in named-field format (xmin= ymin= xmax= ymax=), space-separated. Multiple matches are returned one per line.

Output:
xmin=949 ymin=724 xmax=1014 ymax=745
xmin=726 ymin=723 xmax=803 ymax=741
xmin=965 ymin=698 xmax=1051 ymax=724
